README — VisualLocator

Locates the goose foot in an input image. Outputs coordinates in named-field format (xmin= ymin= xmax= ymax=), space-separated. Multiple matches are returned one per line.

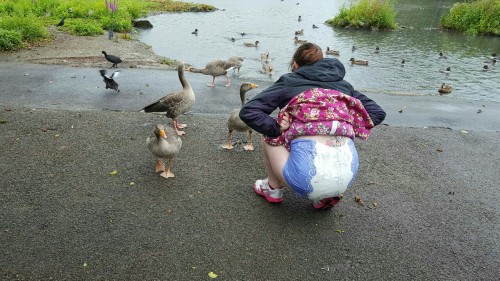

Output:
xmin=221 ymin=142 xmax=234 ymax=150
xmin=175 ymin=130 xmax=186 ymax=136
xmin=243 ymin=144 xmax=254 ymax=151
xmin=206 ymin=83 xmax=215 ymax=87
xmin=160 ymin=169 xmax=175 ymax=178
xmin=176 ymin=123 xmax=187 ymax=129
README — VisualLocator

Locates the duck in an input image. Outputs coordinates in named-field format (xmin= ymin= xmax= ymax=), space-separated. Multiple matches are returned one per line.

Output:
xmin=401 ymin=59 xmax=406 ymax=66
xmin=483 ymin=58 xmax=496 ymax=64
xmin=438 ymin=83 xmax=452 ymax=95
xmin=312 ymin=24 xmax=319 ymax=29
xmin=188 ymin=59 xmax=237 ymax=87
xmin=487 ymin=53 xmax=498 ymax=60
xmin=102 ymin=51 xmax=122 ymax=68
xmin=439 ymin=52 xmax=447 ymax=59
xmin=352 ymin=45 xmax=357 ymax=52
xmin=349 ymin=58 xmax=369 ymax=66
xmin=439 ymin=67 xmax=451 ymax=74
xmin=244 ymin=41 xmax=259 ymax=47
xmin=260 ymin=51 xmax=270 ymax=63
xmin=222 ymin=83 xmax=259 ymax=151
xmin=146 ymin=124 xmax=182 ymax=179
xmin=261 ymin=63 xmax=274 ymax=75
xmin=482 ymin=64 xmax=494 ymax=71
xmin=142 ymin=64 xmax=195 ymax=136
xmin=191 ymin=29 xmax=198 ymax=35
xmin=99 ymin=69 xmax=120 ymax=92
xmin=325 ymin=47 xmax=339 ymax=56
xmin=227 ymin=56 xmax=244 ymax=74
xmin=294 ymin=36 xmax=307 ymax=45
xmin=374 ymin=46 xmax=380 ymax=53
xmin=295 ymin=29 xmax=304 ymax=36
xmin=298 ymin=15 xmax=302 ymax=21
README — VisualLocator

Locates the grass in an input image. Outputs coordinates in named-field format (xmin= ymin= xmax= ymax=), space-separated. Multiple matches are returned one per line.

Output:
xmin=325 ymin=0 xmax=397 ymax=30
xmin=440 ymin=0 xmax=500 ymax=36
xmin=0 ymin=0 xmax=216 ymax=51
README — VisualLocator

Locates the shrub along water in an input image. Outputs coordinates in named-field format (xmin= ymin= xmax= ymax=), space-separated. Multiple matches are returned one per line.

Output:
xmin=440 ymin=0 xmax=499 ymax=36
xmin=325 ymin=0 xmax=397 ymax=30
xmin=0 ymin=0 xmax=216 ymax=51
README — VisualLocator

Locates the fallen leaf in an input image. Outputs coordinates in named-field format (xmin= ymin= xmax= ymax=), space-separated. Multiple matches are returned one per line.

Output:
xmin=436 ymin=148 xmax=443 ymax=152
xmin=335 ymin=229 xmax=345 ymax=233
xmin=83 ymin=262 xmax=88 ymax=267
xmin=372 ymin=202 xmax=379 ymax=208
xmin=109 ymin=170 xmax=118 ymax=175
xmin=354 ymin=195 xmax=365 ymax=206
xmin=0 ymin=120 xmax=7 ymax=124
xmin=167 ymin=209 xmax=173 ymax=214
xmin=461 ymin=130 xmax=469 ymax=134
xmin=208 ymin=271 xmax=218 ymax=278
xmin=129 ymin=182 xmax=135 ymax=186
xmin=54 ymin=134 xmax=60 ymax=138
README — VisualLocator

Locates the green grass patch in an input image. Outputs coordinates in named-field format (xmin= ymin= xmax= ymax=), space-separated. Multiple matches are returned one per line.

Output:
xmin=326 ymin=0 xmax=397 ymax=30
xmin=440 ymin=0 xmax=499 ymax=36
xmin=0 ymin=28 xmax=23 ymax=50
xmin=0 ymin=0 xmax=216 ymax=51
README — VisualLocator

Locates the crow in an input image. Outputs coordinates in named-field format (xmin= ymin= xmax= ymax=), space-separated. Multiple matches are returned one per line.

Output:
xmin=99 ymin=69 xmax=120 ymax=92
xmin=56 ymin=17 xmax=65 ymax=27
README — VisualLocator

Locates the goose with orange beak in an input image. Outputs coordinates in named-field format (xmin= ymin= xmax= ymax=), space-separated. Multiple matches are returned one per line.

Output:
xmin=146 ymin=124 xmax=182 ymax=178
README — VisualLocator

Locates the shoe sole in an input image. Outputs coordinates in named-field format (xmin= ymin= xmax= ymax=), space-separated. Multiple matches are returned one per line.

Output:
xmin=313 ymin=197 xmax=341 ymax=210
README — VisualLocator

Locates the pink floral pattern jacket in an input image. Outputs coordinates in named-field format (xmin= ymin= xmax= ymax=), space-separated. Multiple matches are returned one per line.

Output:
xmin=265 ymin=88 xmax=374 ymax=150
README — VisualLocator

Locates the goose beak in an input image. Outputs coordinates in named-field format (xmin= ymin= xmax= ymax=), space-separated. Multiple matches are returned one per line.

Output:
xmin=250 ymin=83 xmax=259 ymax=89
xmin=159 ymin=129 xmax=167 ymax=139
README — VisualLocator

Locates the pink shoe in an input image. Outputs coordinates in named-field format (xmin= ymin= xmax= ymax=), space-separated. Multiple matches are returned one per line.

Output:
xmin=312 ymin=196 xmax=342 ymax=210
xmin=254 ymin=179 xmax=283 ymax=203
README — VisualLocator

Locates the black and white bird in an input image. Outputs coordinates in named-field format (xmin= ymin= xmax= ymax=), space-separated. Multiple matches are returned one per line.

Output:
xmin=102 ymin=51 xmax=122 ymax=68
xmin=56 ymin=17 xmax=65 ymax=27
xmin=99 ymin=69 xmax=120 ymax=92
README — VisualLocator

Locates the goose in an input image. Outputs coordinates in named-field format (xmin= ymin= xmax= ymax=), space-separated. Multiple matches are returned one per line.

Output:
xmin=244 ymin=41 xmax=259 ymax=47
xmin=188 ymin=60 xmax=236 ymax=87
xmin=325 ymin=47 xmax=339 ymax=56
xmin=439 ymin=67 xmax=451 ymax=74
xmin=227 ymin=56 xmax=244 ymax=74
xmin=438 ymin=83 xmax=452 ymax=95
xmin=260 ymin=51 xmax=270 ymax=62
xmin=374 ymin=46 xmax=380 ymax=53
xmin=349 ymin=58 xmax=369 ymax=66
xmin=56 ymin=17 xmax=64 ymax=27
xmin=295 ymin=29 xmax=304 ymax=36
xmin=146 ymin=124 xmax=182 ymax=179
xmin=439 ymin=52 xmax=447 ymax=59
xmin=99 ymin=69 xmax=120 ymax=92
xmin=191 ymin=29 xmax=198 ymax=35
xmin=142 ymin=64 xmax=195 ymax=136
xmin=102 ymin=51 xmax=122 ymax=68
xmin=294 ymin=36 xmax=307 ymax=45
xmin=222 ymin=83 xmax=259 ymax=151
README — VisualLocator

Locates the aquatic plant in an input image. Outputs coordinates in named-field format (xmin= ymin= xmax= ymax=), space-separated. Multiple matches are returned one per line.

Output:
xmin=326 ymin=0 xmax=397 ymax=30
xmin=440 ymin=0 xmax=499 ymax=36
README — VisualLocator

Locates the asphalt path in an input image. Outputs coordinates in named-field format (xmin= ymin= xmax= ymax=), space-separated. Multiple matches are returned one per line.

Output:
xmin=1 ymin=63 xmax=499 ymax=280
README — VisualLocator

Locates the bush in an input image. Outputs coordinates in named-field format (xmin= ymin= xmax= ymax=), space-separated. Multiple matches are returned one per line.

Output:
xmin=0 ymin=28 xmax=23 ymax=50
xmin=441 ymin=0 xmax=500 ymax=36
xmin=326 ymin=0 xmax=397 ymax=30
xmin=0 ymin=14 xmax=48 ymax=42
xmin=72 ymin=22 xmax=103 ymax=36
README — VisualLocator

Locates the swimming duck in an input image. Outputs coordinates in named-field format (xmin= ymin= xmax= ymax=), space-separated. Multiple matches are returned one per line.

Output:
xmin=294 ymin=36 xmax=307 ymax=45
xmin=146 ymin=124 xmax=182 ymax=179
xmin=222 ymin=83 xmax=259 ymax=151
xmin=325 ymin=47 xmax=339 ymax=56
xmin=439 ymin=67 xmax=451 ymax=74
xmin=295 ymin=29 xmax=304 ymax=36
xmin=188 ymin=59 xmax=237 ymax=87
xmin=349 ymin=58 xmax=369 ymax=66
xmin=261 ymin=63 xmax=274 ymax=75
xmin=483 ymin=58 xmax=496 ymax=64
xmin=142 ymin=64 xmax=195 ymax=136
xmin=191 ymin=29 xmax=198 ymax=35
xmin=261 ymin=51 xmax=270 ymax=63
xmin=439 ymin=52 xmax=447 ymax=59
xmin=374 ymin=46 xmax=380 ymax=53
xmin=438 ymin=83 xmax=452 ymax=95
xmin=227 ymin=56 xmax=244 ymax=74
xmin=312 ymin=24 xmax=319 ymax=29
xmin=482 ymin=65 xmax=494 ymax=71
xmin=352 ymin=45 xmax=357 ymax=52
xmin=244 ymin=41 xmax=260 ymax=47
xmin=401 ymin=59 xmax=406 ymax=66
xmin=102 ymin=51 xmax=122 ymax=68
xmin=99 ymin=69 xmax=120 ymax=92
xmin=298 ymin=16 xmax=302 ymax=21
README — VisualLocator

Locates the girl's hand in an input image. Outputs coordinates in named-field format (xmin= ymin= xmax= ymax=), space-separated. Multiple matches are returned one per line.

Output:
xmin=280 ymin=112 xmax=291 ymax=132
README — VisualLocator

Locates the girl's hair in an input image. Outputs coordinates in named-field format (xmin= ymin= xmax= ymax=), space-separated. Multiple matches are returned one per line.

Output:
xmin=290 ymin=42 xmax=323 ymax=70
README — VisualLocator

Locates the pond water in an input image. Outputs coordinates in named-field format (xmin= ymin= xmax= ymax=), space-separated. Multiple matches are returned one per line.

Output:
xmin=138 ymin=0 xmax=499 ymax=103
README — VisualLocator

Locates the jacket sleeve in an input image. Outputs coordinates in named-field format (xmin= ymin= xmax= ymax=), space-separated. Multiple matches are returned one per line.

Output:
xmin=350 ymin=90 xmax=386 ymax=126
xmin=239 ymin=78 xmax=286 ymax=137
